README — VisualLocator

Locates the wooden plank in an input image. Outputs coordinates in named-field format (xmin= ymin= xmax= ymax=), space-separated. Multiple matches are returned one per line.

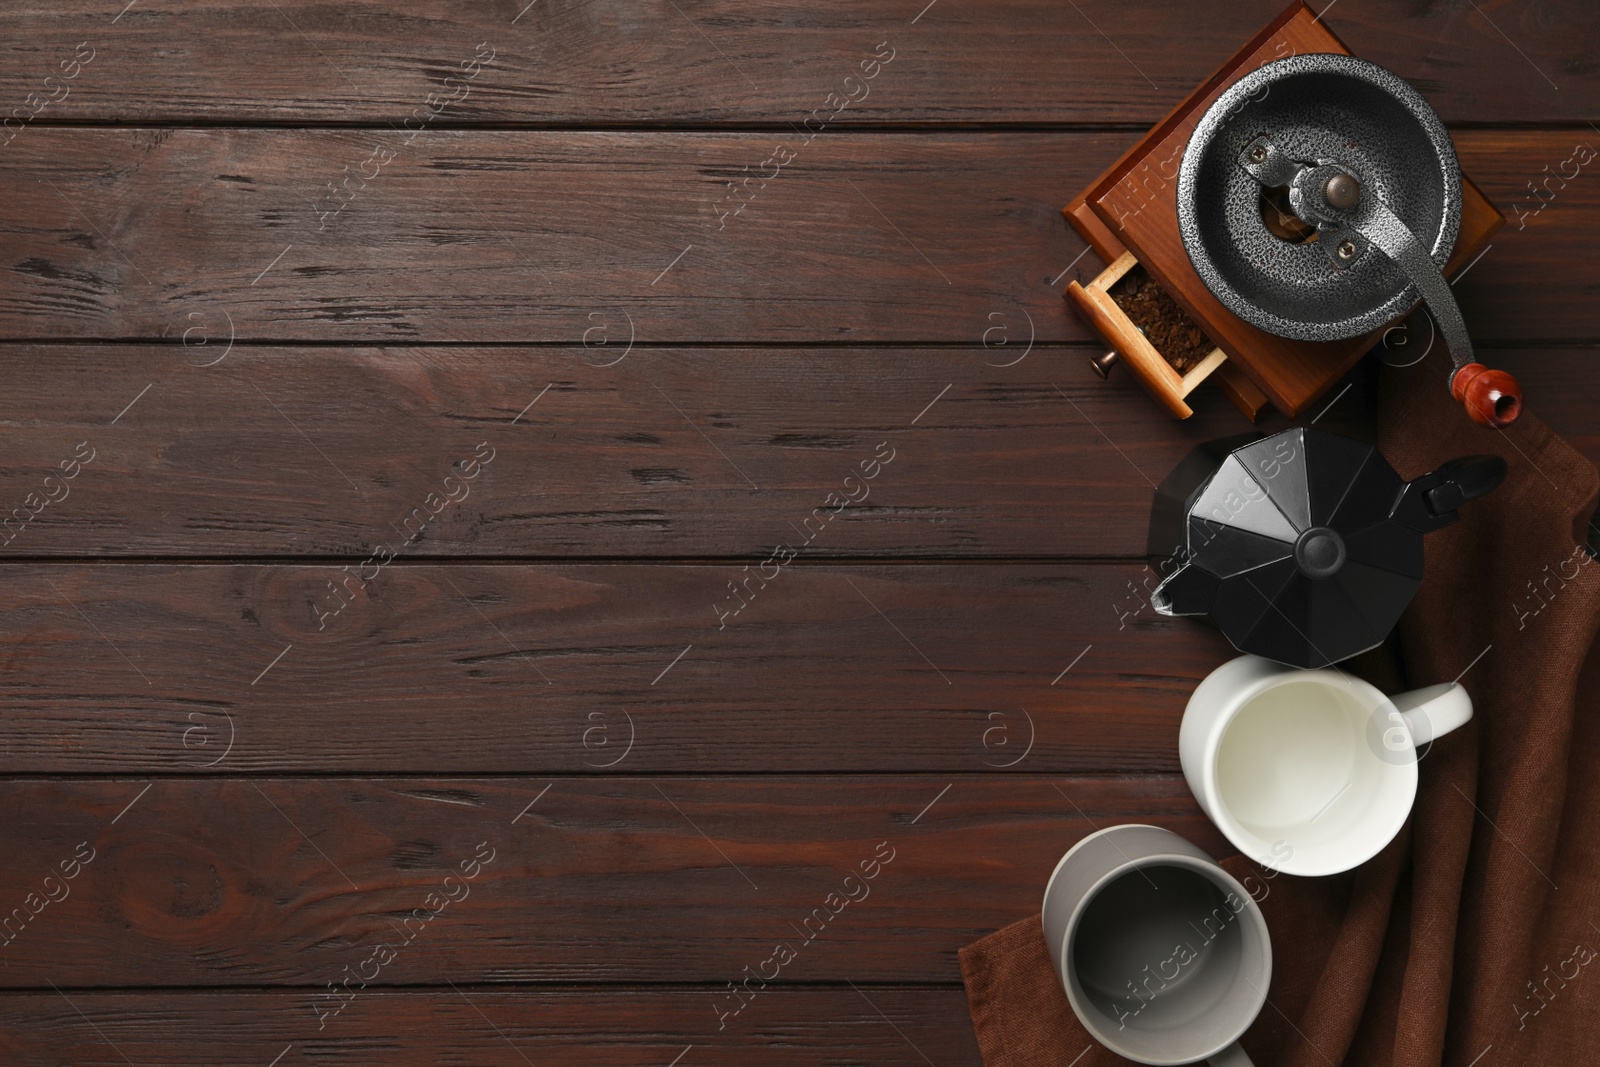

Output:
xmin=0 ymin=988 xmax=983 ymax=1066
xmin=12 ymin=129 xmax=1100 ymax=347
xmin=0 ymin=344 xmax=1290 ymax=559
xmin=0 ymin=563 xmax=1233 ymax=773
xmin=0 ymin=0 xmax=1594 ymax=126
xmin=4 ymin=129 xmax=1088 ymax=345
xmin=0 ymin=130 xmax=1592 ymax=344
xmin=0 ymin=775 xmax=1221 ymax=987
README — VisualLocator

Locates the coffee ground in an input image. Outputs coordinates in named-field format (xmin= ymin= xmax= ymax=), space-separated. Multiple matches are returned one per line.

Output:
xmin=1110 ymin=266 xmax=1217 ymax=375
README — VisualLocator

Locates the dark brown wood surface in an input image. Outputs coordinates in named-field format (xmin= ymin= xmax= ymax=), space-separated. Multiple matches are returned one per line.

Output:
xmin=2 ymin=1 xmax=1597 ymax=1063
xmin=0 ymin=775 xmax=1223 ymax=985
xmin=0 ymin=563 xmax=1235 ymax=773
xmin=0 ymin=0 xmax=1594 ymax=125
xmin=0 ymin=989 xmax=983 ymax=1066
xmin=0 ymin=344 xmax=1262 ymax=559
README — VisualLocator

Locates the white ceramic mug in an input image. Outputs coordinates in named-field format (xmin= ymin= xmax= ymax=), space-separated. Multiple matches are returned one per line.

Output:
xmin=1180 ymin=655 xmax=1472 ymax=877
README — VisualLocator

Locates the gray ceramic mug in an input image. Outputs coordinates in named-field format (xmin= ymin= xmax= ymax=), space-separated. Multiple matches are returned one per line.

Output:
xmin=1041 ymin=825 xmax=1271 ymax=1066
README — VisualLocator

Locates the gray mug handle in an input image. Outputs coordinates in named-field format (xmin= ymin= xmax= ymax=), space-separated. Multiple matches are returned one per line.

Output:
xmin=1209 ymin=1042 xmax=1254 ymax=1067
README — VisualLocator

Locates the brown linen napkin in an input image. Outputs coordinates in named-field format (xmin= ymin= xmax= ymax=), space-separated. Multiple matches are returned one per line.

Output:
xmin=961 ymin=358 xmax=1600 ymax=1066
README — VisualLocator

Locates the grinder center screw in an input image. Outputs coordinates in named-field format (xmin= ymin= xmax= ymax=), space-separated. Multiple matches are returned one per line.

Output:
xmin=1324 ymin=173 xmax=1361 ymax=210
xmin=1337 ymin=239 xmax=1357 ymax=260
xmin=1248 ymin=145 xmax=1267 ymax=163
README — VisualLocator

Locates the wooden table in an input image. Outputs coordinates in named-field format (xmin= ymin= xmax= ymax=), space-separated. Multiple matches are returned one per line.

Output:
xmin=0 ymin=2 xmax=1595 ymax=1063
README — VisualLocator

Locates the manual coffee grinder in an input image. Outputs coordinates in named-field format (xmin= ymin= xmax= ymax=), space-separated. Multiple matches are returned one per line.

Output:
xmin=1062 ymin=1 xmax=1521 ymax=428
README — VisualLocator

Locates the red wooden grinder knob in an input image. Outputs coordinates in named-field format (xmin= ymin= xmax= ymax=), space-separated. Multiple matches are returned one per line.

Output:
xmin=1451 ymin=363 xmax=1523 ymax=429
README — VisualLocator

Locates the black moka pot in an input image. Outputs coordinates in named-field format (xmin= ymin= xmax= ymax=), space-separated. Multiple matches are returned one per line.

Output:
xmin=1149 ymin=428 xmax=1505 ymax=669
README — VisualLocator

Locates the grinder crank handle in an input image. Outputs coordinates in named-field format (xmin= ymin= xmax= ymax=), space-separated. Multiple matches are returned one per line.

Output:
xmin=1238 ymin=137 xmax=1524 ymax=430
xmin=1350 ymin=200 xmax=1523 ymax=429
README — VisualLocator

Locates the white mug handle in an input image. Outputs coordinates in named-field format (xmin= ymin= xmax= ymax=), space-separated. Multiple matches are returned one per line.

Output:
xmin=1209 ymin=1041 xmax=1255 ymax=1066
xmin=1391 ymin=682 xmax=1473 ymax=747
